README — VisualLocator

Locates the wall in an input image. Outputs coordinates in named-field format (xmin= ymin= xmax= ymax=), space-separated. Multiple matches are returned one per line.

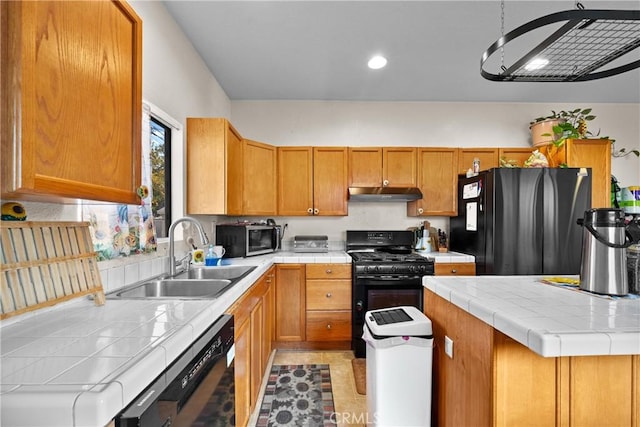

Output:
xmin=228 ymin=101 xmax=640 ymax=240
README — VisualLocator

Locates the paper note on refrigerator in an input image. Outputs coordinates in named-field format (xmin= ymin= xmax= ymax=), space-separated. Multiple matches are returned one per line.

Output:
xmin=466 ymin=202 xmax=478 ymax=231
xmin=463 ymin=182 xmax=480 ymax=199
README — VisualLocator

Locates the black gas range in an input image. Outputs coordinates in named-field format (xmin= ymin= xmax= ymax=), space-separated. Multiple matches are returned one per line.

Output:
xmin=346 ymin=231 xmax=434 ymax=358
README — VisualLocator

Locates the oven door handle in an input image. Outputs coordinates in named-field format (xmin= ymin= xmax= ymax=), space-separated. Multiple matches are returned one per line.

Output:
xmin=356 ymin=275 xmax=423 ymax=281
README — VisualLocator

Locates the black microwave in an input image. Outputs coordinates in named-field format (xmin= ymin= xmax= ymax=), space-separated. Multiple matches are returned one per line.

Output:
xmin=216 ymin=224 xmax=281 ymax=258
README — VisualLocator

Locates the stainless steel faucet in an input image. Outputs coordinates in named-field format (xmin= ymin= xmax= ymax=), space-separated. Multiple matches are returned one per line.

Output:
xmin=168 ymin=217 xmax=209 ymax=276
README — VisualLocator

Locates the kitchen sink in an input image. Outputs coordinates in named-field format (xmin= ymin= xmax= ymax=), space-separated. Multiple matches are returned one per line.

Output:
xmin=106 ymin=265 xmax=257 ymax=300
xmin=175 ymin=265 xmax=256 ymax=281
xmin=112 ymin=279 xmax=233 ymax=299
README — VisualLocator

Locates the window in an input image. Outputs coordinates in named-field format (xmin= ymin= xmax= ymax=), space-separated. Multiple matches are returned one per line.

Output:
xmin=150 ymin=117 xmax=171 ymax=238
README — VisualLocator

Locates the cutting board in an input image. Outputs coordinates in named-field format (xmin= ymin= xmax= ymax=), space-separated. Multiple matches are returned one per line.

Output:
xmin=0 ymin=221 xmax=105 ymax=320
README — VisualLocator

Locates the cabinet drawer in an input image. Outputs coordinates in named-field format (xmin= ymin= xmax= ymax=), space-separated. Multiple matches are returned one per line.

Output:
xmin=306 ymin=264 xmax=351 ymax=279
xmin=435 ymin=263 xmax=476 ymax=276
xmin=306 ymin=280 xmax=351 ymax=310
xmin=306 ymin=311 xmax=351 ymax=341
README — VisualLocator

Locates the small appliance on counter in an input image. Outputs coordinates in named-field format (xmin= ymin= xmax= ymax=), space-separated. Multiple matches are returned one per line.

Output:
xmin=293 ymin=235 xmax=328 ymax=253
xmin=216 ymin=222 xmax=281 ymax=258
xmin=576 ymin=208 xmax=640 ymax=296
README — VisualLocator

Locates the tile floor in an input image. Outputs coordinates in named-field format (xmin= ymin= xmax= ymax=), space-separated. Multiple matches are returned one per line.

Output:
xmin=250 ymin=350 xmax=367 ymax=427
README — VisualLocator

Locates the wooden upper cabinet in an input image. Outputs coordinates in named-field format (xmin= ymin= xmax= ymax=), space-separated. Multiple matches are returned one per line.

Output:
xmin=243 ymin=139 xmax=277 ymax=215
xmin=313 ymin=147 xmax=348 ymax=216
xmin=278 ymin=146 xmax=347 ymax=216
xmin=186 ymin=118 xmax=243 ymax=215
xmin=498 ymin=147 xmax=535 ymax=168
xmin=561 ymin=139 xmax=611 ymax=208
xmin=277 ymin=147 xmax=314 ymax=215
xmin=349 ymin=147 xmax=416 ymax=187
xmin=408 ymin=148 xmax=458 ymax=216
xmin=457 ymin=148 xmax=499 ymax=175
xmin=348 ymin=148 xmax=383 ymax=186
xmin=383 ymin=147 xmax=417 ymax=187
xmin=1 ymin=0 xmax=142 ymax=203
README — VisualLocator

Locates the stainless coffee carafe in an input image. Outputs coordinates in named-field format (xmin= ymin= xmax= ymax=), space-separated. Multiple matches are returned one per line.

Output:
xmin=577 ymin=208 xmax=630 ymax=295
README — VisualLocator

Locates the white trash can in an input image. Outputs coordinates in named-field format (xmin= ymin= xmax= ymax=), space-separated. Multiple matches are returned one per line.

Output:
xmin=363 ymin=306 xmax=433 ymax=427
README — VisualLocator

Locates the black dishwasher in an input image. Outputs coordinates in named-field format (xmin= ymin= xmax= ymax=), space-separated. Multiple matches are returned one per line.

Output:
xmin=117 ymin=314 xmax=235 ymax=426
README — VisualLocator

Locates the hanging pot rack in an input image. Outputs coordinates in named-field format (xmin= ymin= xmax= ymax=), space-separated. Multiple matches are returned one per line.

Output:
xmin=481 ymin=7 xmax=640 ymax=82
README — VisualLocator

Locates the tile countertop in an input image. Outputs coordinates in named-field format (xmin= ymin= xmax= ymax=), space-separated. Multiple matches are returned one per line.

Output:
xmin=424 ymin=275 xmax=640 ymax=358
xmin=0 ymin=252 xmax=350 ymax=427
xmin=419 ymin=250 xmax=474 ymax=263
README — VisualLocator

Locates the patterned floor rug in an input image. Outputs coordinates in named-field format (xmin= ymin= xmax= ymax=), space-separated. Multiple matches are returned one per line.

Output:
xmin=255 ymin=364 xmax=337 ymax=427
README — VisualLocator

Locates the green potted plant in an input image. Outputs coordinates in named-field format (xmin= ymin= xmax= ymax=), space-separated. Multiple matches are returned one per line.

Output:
xmin=533 ymin=108 xmax=638 ymax=157
xmin=529 ymin=108 xmax=596 ymax=148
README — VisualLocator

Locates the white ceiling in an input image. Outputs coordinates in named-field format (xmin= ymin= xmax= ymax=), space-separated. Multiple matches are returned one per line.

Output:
xmin=162 ymin=1 xmax=640 ymax=103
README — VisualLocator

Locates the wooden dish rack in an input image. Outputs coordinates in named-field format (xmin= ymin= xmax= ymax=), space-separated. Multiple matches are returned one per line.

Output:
xmin=0 ymin=221 xmax=105 ymax=320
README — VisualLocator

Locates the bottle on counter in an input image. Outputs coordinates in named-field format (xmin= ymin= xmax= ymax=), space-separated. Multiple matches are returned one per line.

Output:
xmin=205 ymin=244 xmax=217 ymax=266
xmin=472 ymin=157 xmax=480 ymax=174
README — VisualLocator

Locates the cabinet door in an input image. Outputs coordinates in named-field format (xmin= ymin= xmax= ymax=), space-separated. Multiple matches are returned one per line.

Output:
xmin=275 ymin=264 xmax=306 ymax=341
xmin=313 ymin=147 xmax=348 ymax=216
xmin=383 ymin=147 xmax=417 ymax=187
xmin=250 ymin=299 xmax=264 ymax=407
xmin=186 ymin=118 xmax=243 ymax=214
xmin=243 ymin=139 xmax=277 ymax=215
xmin=348 ymin=147 xmax=383 ymax=186
xmin=277 ymin=147 xmax=314 ymax=215
xmin=408 ymin=148 xmax=458 ymax=216
xmin=458 ymin=148 xmax=499 ymax=175
xmin=262 ymin=268 xmax=275 ymax=369
xmin=565 ymin=139 xmax=611 ymax=208
xmin=1 ymin=0 xmax=142 ymax=204
xmin=498 ymin=148 xmax=535 ymax=168
xmin=234 ymin=315 xmax=251 ymax=427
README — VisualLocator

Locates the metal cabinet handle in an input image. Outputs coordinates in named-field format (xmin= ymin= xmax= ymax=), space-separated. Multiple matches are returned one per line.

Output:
xmin=307 ymin=208 xmax=313 ymax=214
xmin=418 ymin=208 xmax=424 ymax=215
xmin=383 ymin=179 xmax=389 ymax=186
xmin=326 ymin=292 xmax=332 ymax=298
xmin=313 ymin=208 xmax=319 ymax=215
xmin=326 ymin=269 xmax=332 ymax=274
xmin=326 ymin=324 xmax=332 ymax=329
xmin=451 ymin=269 xmax=457 ymax=273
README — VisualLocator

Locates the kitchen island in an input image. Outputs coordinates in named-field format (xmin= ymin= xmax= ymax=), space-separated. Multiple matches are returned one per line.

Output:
xmin=424 ymin=275 xmax=640 ymax=427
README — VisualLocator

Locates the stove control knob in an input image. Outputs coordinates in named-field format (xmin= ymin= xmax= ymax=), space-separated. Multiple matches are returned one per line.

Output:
xmin=356 ymin=301 xmax=364 ymax=312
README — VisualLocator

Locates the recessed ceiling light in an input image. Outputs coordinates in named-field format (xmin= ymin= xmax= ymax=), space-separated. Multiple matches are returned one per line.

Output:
xmin=368 ymin=55 xmax=387 ymax=70
xmin=525 ymin=58 xmax=549 ymax=71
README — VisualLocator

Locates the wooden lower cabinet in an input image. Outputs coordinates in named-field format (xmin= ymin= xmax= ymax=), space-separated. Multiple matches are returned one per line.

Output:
xmin=275 ymin=264 xmax=306 ymax=342
xmin=274 ymin=263 xmax=352 ymax=350
xmin=434 ymin=262 xmax=476 ymax=276
xmin=233 ymin=315 xmax=252 ymax=427
xmin=228 ymin=266 xmax=274 ymax=425
xmin=425 ymin=289 xmax=639 ymax=427
xmin=305 ymin=264 xmax=351 ymax=345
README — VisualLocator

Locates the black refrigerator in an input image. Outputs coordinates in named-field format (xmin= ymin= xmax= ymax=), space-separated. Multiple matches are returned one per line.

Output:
xmin=450 ymin=168 xmax=591 ymax=275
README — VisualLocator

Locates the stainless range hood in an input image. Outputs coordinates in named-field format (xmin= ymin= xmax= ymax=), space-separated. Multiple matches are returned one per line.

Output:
xmin=348 ymin=187 xmax=423 ymax=202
